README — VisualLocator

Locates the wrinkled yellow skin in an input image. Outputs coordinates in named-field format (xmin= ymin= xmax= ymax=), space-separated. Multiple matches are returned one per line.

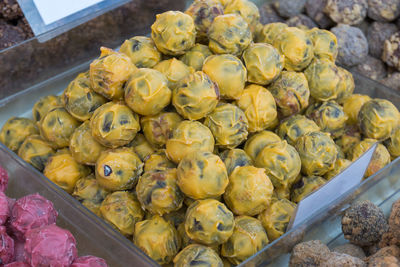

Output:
xmin=129 ymin=133 xmax=155 ymax=162
xmin=134 ymin=215 xmax=180 ymax=265
xmin=358 ymin=99 xmax=400 ymax=141
xmin=224 ymin=0 xmax=260 ymax=35
xmin=185 ymin=199 xmax=234 ymax=245
xmin=141 ymin=112 xmax=183 ymax=148
xmin=166 ymin=120 xmax=214 ymax=164
xmin=72 ymin=174 xmax=109 ymax=203
xmin=180 ymin=44 xmax=213 ymax=71
xmin=291 ymin=176 xmax=326 ymax=203
xmin=236 ymin=84 xmax=277 ymax=132
xmin=308 ymin=28 xmax=338 ymax=62
xmin=204 ymin=103 xmax=248 ymax=148
xmin=100 ymin=191 xmax=144 ymax=236
xmin=125 ymin=68 xmax=171 ymax=116
xmin=43 ymin=152 xmax=91 ymax=193
xmin=154 ymin=58 xmax=193 ymax=90
xmin=90 ymin=102 xmax=140 ymax=148
xmin=256 ymin=22 xmax=288 ymax=45
xmin=18 ymin=135 xmax=55 ymax=171
xmin=244 ymin=131 xmax=281 ymax=161
xmin=63 ymin=72 xmax=107 ymax=121
xmin=386 ymin=127 xmax=400 ymax=159
xmin=295 ymin=132 xmax=338 ymax=176
xmin=242 ymin=43 xmax=284 ymax=85
xmin=219 ymin=148 xmax=253 ymax=175
xmin=255 ymin=141 xmax=301 ymax=191
xmin=337 ymin=67 xmax=355 ymax=104
xmin=89 ymin=47 xmax=136 ymax=100
xmin=177 ymin=223 xmax=220 ymax=253
xmin=82 ymin=200 xmax=102 ymax=217
xmin=324 ymin=158 xmax=351 ymax=180
xmin=177 ymin=151 xmax=228 ymax=199
xmin=208 ymin=14 xmax=252 ymax=56
xmin=343 ymin=94 xmax=371 ymax=124
xmin=268 ymin=71 xmax=310 ymax=117
xmin=119 ymin=36 xmax=161 ymax=68
xmin=151 ymin=11 xmax=196 ymax=56
xmin=221 ymin=216 xmax=268 ymax=265
xmin=304 ymin=58 xmax=342 ymax=102
xmin=336 ymin=124 xmax=362 ymax=157
xmin=173 ymin=71 xmax=219 ymax=120
xmin=144 ymin=151 xmax=175 ymax=173
xmin=39 ymin=108 xmax=80 ymax=149
xmin=174 ymin=244 xmax=223 ymax=267
xmin=95 ymin=147 xmax=143 ymax=191
xmin=136 ymin=168 xmax=184 ymax=215
xmin=351 ymin=139 xmax=391 ymax=178
xmin=273 ymin=27 xmax=314 ymax=71
xmin=69 ymin=121 xmax=106 ymax=165
xmin=258 ymin=198 xmax=296 ymax=241
xmin=0 ymin=117 xmax=38 ymax=152
xmin=32 ymin=95 xmax=63 ymax=123
xmin=224 ymin=166 xmax=273 ymax=216
xmin=202 ymin=54 xmax=246 ymax=100
xmin=277 ymin=115 xmax=320 ymax=146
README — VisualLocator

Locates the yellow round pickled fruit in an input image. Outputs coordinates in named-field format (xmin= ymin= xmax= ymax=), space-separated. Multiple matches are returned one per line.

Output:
xmin=177 ymin=151 xmax=228 ymax=199
xmin=173 ymin=71 xmax=219 ymax=120
xmin=255 ymin=140 xmax=301 ymax=192
xmin=219 ymin=148 xmax=253 ymax=175
xmin=185 ymin=199 xmax=234 ymax=245
xmin=242 ymin=43 xmax=284 ymax=85
xmin=185 ymin=0 xmax=224 ymax=42
xmin=90 ymin=102 xmax=140 ymax=148
xmin=0 ymin=117 xmax=38 ymax=152
xmin=43 ymin=152 xmax=91 ymax=193
xmin=72 ymin=174 xmax=109 ymax=203
xmin=151 ymin=11 xmax=196 ymax=56
xmin=18 ymin=135 xmax=55 ymax=171
xmin=221 ymin=216 xmax=268 ymax=265
xmin=277 ymin=115 xmax=320 ymax=146
xmin=208 ymin=14 xmax=252 ymax=56
xmin=204 ymin=103 xmax=248 ymax=148
xmin=69 ymin=121 xmax=106 ymax=165
xmin=153 ymin=58 xmax=193 ymax=90
xmin=336 ymin=67 xmax=355 ymax=104
xmin=324 ymin=158 xmax=351 ymax=180
xmin=336 ymin=124 xmax=362 ymax=157
xmin=343 ymin=94 xmax=371 ymax=124
xmin=100 ymin=191 xmax=144 ymax=236
xmin=224 ymin=166 xmax=273 ymax=216
xmin=125 ymin=68 xmax=171 ymax=116
xmin=358 ymin=99 xmax=400 ymax=141
xmin=295 ymin=132 xmax=338 ymax=176
xmin=273 ymin=27 xmax=314 ymax=71
xmin=174 ymin=244 xmax=223 ymax=267
xmin=141 ymin=112 xmax=183 ymax=148
xmin=385 ymin=127 xmax=400 ymax=159
xmin=62 ymin=72 xmax=107 ymax=121
xmin=39 ymin=108 xmax=80 ymax=149
xmin=82 ymin=200 xmax=102 ymax=216
xmin=119 ymin=36 xmax=161 ymax=68
xmin=180 ymin=44 xmax=213 ymax=71
xmin=89 ymin=47 xmax=136 ymax=100
xmin=95 ymin=147 xmax=143 ymax=191
xmin=32 ymin=95 xmax=63 ymax=123
xmin=244 ymin=130 xmax=281 ymax=161
xmin=166 ymin=120 xmax=214 ymax=164
xmin=258 ymin=198 xmax=296 ymax=241
xmin=202 ymin=54 xmax=246 ymax=100
xmin=144 ymin=151 xmax=175 ymax=173
xmin=291 ymin=176 xmax=326 ymax=203
xmin=129 ymin=133 xmax=155 ymax=162
xmin=236 ymin=84 xmax=277 ymax=132
xmin=136 ymin=168 xmax=184 ymax=215
xmin=308 ymin=28 xmax=338 ymax=62
xmin=224 ymin=0 xmax=260 ymax=35
xmin=268 ymin=71 xmax=310 ymax=118
xmin=256 ymin=22 xmax=288 ymax=44
xmin=304 ymin=58 xmax=343 ymax=102
xmin=351 ymin=139 xmax=391 ymax=178
xmin=134 ymin=215 xmax=180 ymax=265
xmin=306 ymin=101 xmax=348 ymax=139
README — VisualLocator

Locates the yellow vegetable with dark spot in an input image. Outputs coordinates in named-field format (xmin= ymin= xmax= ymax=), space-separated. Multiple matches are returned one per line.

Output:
xmin=343 ymin=94 xmax=371 ymax=124
xmin=291 ymin=176 xmax=326 ymax=203
xmin=308 ymin=28 xmax=338 ymax=61
xmin=224 ymin=0 xmax=260 ymax=35
xmin=277 ymin=115 xmax=320 ymax=146
xmin=129 ymin=133 xmax=155 ymax=162
xmin=119 ymin=36 xmax=161 ymax=68
xmin=174 ymin=244 xmax=223 ymax=267
xmin=244 ymin=130 xmax=281 ymax=161
xmin=32 ymin=95 xmax=63 ymax=123
xmin=335 ymin=124 xmax=362 ymax=157
xmin=385 ymin=127 xmax=400 ymax=159
xmin=72 ymin=174 xmax=109 ymax=203
xmin=324 ymin=158 xmax=351 ymax=180
xmin=219 ymin=148 xmax=253 ymax=175
xmin=144 ymin=151 xmax=175 ymax=173
xmin=0 ymin=117 xmax=38 ymax=152
xmin=154 ymin=58 xmax=193 ymax=90
xmin=256 ymin=22 xmax=288 ymax=44
xmin=180 ymin=44 xmax=213 ymax=71
xmin=18 ymin=135 xmax=55 ymax=171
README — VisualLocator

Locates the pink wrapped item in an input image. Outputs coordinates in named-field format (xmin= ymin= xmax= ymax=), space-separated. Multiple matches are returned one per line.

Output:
xmin=0 ymin=166 xmax=9 ymax=192
xmin=0 ymin=226 xmax=14 ymax=264
xmin=4 ymin=262 xmax=30 ymax=267
xmin=24 ymin=224 xmax=77 ymax=267
xmin=0 ymin=192 xmax=10 ymax=225
xmin=71 ymin=255 xmax=108 ymax=267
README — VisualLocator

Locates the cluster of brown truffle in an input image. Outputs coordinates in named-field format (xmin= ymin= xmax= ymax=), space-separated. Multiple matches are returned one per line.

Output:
xmin=0 ymin=0 xmax=399 ymax=265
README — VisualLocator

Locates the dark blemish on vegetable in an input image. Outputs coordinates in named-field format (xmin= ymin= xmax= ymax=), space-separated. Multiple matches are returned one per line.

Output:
xmin=86 ymin=93 xmax=92 ymax=101
xmin=197 ymin=160 xmax=205 ymax=170
xmin=47 ymin=118 xmax=56 ymax=127
xmin=35 ymin=111 xmax=41 ymax=121
xmin=217 ymin=222 xmax=224 ymax=231
xmin=131 ymin=40 xmax=141 ymax=51
xmin=116 ymin=170 xmax=123 ymax=176
xmin=193 ymin=218 xmax=203 ymax=231
xmin=104 ymin=165 xmax=112 ymax=176
xmin=102 ymin=112 xmax=114 ymax=132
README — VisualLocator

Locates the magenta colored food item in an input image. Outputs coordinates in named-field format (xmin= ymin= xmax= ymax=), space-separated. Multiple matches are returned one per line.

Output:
xmin=0 ymin=226 xmax=14 ymax=265
xmin=13 ymin=238 xmax=25 ymax=262
xmin=0 ymin=192 xmax=10 ymax=225
xmin=24 ymin=224 xmax=77 ymax=267
xmin=4 ymin=262 xmax=30 ymax=267
xmin=10 ymin=193 xmax=58 ymax=239
xmin=71 ymin=255 xmax=108 ymax=267
xmin=0 ymin=166 xmax=9 ymax=192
